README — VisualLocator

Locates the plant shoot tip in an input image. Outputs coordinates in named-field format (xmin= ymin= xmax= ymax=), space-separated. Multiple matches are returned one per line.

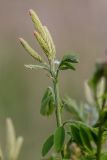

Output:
xmin=29 ymin=9 xmax=33 ymax=16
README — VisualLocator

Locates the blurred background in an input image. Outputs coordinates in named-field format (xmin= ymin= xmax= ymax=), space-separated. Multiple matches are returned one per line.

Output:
xmin=0 ymin=0 xmax=107 ymax=159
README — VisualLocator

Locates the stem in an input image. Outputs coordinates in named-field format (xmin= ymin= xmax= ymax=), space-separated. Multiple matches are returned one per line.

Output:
xmin=96 ymin=125 xmax=103 ymax=160
xmin=53 ymin=78 xmax=63 ymax=159
xmin=96 ymin=79 xmax=107 ymax=160
xmin=50 ymin=60 xmax=62 ymax=127
xmin=95 ymin=96 xmax=102 ymax=160
xmin=53 ymin=79 xmax=62 ymax=127
xmin=50 ymin=60 xmax=62 ymax=158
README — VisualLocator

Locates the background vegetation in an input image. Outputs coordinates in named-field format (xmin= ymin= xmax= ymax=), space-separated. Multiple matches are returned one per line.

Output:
xmin=0 ymin=0 xmax=107 ymax=159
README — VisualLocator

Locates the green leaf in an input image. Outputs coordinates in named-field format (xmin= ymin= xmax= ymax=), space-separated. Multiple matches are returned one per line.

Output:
xmin=42 ymin=134 xmax=54 ymax=157
xmin=70 ymin=124 xmax=82 ymax=146
xmin=100 ymin=111 xmax=107 ymax=124
xmin=74 ymin=121 xmax=98 ymax=146
xmin=61 ymin=54 xmax=79 ymax=63
xmin=58 ymin=54 xmax=79 ymax=71
xmin=90 ymin=129 xmax=98 ymax=145
xmin=40 ymin=87 xmax=55 ymax=116
xmin=69 ymin=121 xmax=97 ymax=152
xmin=54 ymin=126 xmax=65 ymax=152
xmin=89 ymin=63 xmax=104 ymax=90
xmin=79 ymin=126 xmax=93 ymax=151
xmin=59 ymin=62 xmax=76 ymax=70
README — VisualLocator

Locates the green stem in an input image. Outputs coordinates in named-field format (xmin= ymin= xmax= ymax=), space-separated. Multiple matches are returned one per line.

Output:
xmin=96 ymin=124 xmax=103 ymax=160
xmin=53 ymin=79 xmax=63 ymax=159
xmin=53 ymin=79 xmax=62 ymax=127
xmin=95 ymin=97 xmax=102 ymax=160
xmin=96 ymin=79 xmax=107 ymax=160
xmin=50 ymin=61 xmax=62 ymax=158
xmin=50 ymin=60 xmax=62 ymax=127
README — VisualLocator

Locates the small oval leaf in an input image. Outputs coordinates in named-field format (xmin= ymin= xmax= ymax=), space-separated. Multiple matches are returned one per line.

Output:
xmin=70 ymin=124 xmax=82 ymax=146
xmin=79 ymin=126 xmax=93 ymax=151
xmin=42 ymin=134 xmax=54 ymax=157
xmin=61 ymin=54 xmax=79 ymax=63
xmin=54 ymin=126 xmax=65 ymax=152
xmin=58 ymin=54 xmax=79 ymax=71
xmin=40 ymin=87 xmax=55 ymax=116
xmin=90 ymin=129 xmax=98 ymax=145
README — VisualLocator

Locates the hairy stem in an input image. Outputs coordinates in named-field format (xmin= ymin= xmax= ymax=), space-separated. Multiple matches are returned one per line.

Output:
xmin=53 ymin=79 xmax=63 ymax=159
xmin=50 ymin=61 xmax=62 ymax=158
xmin=53 ymin=79 xmax=62 ymax=127
xmin=50 ymin=60 xmax=62 ymax=127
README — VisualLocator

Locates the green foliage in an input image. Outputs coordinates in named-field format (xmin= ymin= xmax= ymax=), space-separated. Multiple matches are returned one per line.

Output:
xmin=80 ymin=155 xmax=96 ymax=160
xmin=42 ymin=135 xmax=54 ymax=156
xmin=58 ymin=54 xmax=79 ymax=71
xmin=79 ymin=126 xmax=93 ymax=151
xmin=70 ymin=123 xmax=83 ymax=145
xmin=54 ymin=126 xmax=65 ymax=152
xmin=40 ymin=87 xmax=55 ymax=116
xmin=68 ymin=121 xmax=97 ymax=154
xmin=20 ymin=9 xmax=107 ymax=160
xmin=100 ymin=153 xmax=107 ymax=160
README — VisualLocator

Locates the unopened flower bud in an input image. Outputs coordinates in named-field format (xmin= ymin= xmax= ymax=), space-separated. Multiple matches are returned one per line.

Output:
xmin=29 ymin=9 xmax=45 ymax=37
xmin=44 ymin=26 xmax=56 ymax=59
xmin=19 ymin=38 xmax=43 ymax=62
xmin=34 ymin=31 xmax=52 ymax=60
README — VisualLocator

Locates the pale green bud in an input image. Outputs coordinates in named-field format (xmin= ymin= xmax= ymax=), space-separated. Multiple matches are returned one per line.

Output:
xmin=19 ymin=38 xmax=43 ymax=62
xmin=44 ymin=26 xmax=56 ymax=59
xmin=6 ymin=118 xmax=16 ymax=159
xmin=29 ymin=9 xmax=45 ymax=37
xmin=13 ymin=137 xmax=24 ymax=160
xmin=29 ymin=9 xmax=56 ymax=61
xmin=6 ymin=118 xmax=23 ymax=160
xmin=34 ymin=31 xmax=52 ymax=60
